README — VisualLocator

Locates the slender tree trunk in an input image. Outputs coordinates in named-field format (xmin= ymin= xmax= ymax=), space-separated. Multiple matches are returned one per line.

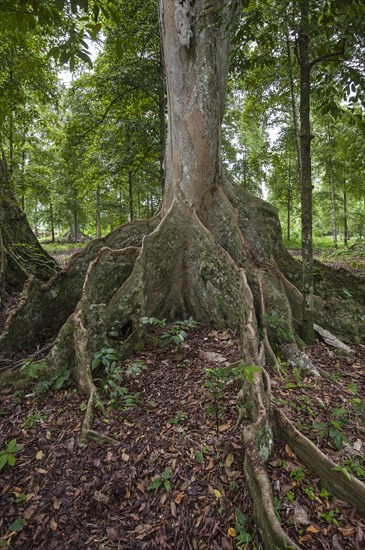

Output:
xmin=50 ymin=202 xmax=55 ymax=242
xmin=137 ymin=176 xmax=141 ymax=218
xmin=20 ymin=134 xmax=26 ymax=210
xmin=298 ymin=0 xmax=314 ymax=343
xmin=243 ymin=147 xmax=248 ymax=190
xmin=343 ymin=183 xmax=348 ymax=246
xmin=73 ymin=186 xmax=78 ymax=240
xmin=287 ymin=159 xmax=292 ymax=242
xmin=119 ymin=183 xmax=123 ymax=224
xmin=128 ymin=171 xmax=134 ymax=221
xmin=327 ymin=129 xmax=337 ymax=248
xmin=286 ymin=29 xmax=301 ymax=184
xmin=8 ymin=71 xmax=14 ymax=181
xmin=96 ymin=186 xmax=101 ymax=238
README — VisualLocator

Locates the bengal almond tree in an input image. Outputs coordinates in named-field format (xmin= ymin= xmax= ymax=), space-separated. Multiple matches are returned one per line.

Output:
xmin=1 ymin=1 xmax=365 ymax=547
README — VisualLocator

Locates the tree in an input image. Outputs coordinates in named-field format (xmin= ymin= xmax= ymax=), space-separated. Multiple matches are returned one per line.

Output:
xmin=1 ymin=1 xmax=365 ymax=547
xmin=0 ymin=26 xmax=60 ymax=302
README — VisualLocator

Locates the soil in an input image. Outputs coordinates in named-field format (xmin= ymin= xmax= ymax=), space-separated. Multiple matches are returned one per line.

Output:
xmin=0 ymin=327 xmax=364 ymax=549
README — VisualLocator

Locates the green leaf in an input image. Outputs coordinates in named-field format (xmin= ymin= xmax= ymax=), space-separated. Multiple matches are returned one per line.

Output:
xmin=0 ymin=454 xmax=8 ymax=470
xmin=163 ymin=468 xmax=171 ymax=480
xmin=332 ymin=466 xmax=351 ymax=480
xmin=147 ymin=478 xmax=162 ymax=491
xmin=7 ymin=439 xmax=20 ymax=453
xmin=7 ymin=454 xmax=16 ymax=467
xmin=9 ymin=519 xmax=24 ymax=532
xmin=164 ymin=479 xmax=171 ymax=493
xmin=235 ymin=508 xmax=247 ymax=527
xmin=194 ymin=450 xmax=204 ymax=464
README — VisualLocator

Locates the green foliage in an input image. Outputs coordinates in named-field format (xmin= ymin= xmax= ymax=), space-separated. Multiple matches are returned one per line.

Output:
xmin=312 ymin=406 xmax=350 ymax=450
xmin=331 ymin=465 xmax=351 ymax=481
xmin=160 ymin=326 xmax=188 ymax=347
xmin=234 ymin=508 xmax=253 ymax=547
xmin=140 ymin=317 xmax=198 ymax=348
xmin=160 ymin=318 xmax=198 ymax=347
xmin=33 ymin=369 xmax=71 ymax=393
xmin=21 ymin=411 xmax=46 ymax=429
xmin=91 ymin=347 xmax=120 ymax=371
xmin=147 ymin=468 xmax=172 ymax=493
xmin=168 ymin=412 xmax=187 ymax=426
xmin=92 ymin=348 xmax=139 ymax=408
xmin=272 ymin=496 xmax=281 ymax=522
xmin=343 ymin=460 xmax=365 ymax=479
xmin=194 ymin=450 xmax=204 ymax=464
xmin=262 ymin=314 xmax=294 ymax=343
xmin=233 ymin=363 xmax=262 ymax=384
xmin=0 ymin=439 xmax=21 ymax=471
xmin=14 ymin=492 xmax=27 ymax=505
xmin=125 ymin=360 xmax=147 ymax=378
xmin=8 ymin=518 xmax=24 ymax=532
xmin=290 ymin=467 xmax=306 ymax=482
xmin=321 ymin=508 xmax=339 ymax=525
xmin=140 ymin=317 xmax=167 ymax=328
xmin=203 ymin=367 xmax=229 ymax=430
xmin=20 ymin=359 xmax=44 ymax=379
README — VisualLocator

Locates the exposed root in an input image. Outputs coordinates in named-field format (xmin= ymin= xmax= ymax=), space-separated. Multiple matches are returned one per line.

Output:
xmin=257 ymin=272 xmax=283 ymax=378
xmin=79 ymin=385 xmax=97 ymax=446
xmin=281 ymin=342 xmax=321 ymax=377
xmin=244 ymin=438 xmax=300 ymax=549
xmin=314 ymin=323 xmax=353 ymax=355
xmin=237 ymin=365 xmax=299 ymax=548
xmin=86 ymin=430 xmax=119 ymax=445
xmin=78 ymin=386 xmax=111 ymax=446
xmin=0 ymin=218 xmax=157 ymax=352
xmin=274 ymin=406 xmax=365 ymax=516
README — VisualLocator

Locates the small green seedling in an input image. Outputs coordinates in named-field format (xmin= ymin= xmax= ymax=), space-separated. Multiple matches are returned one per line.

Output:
xmin=168 ymin=411 xmax=187 ymax=425
xmin=0 ymin=439 xmax=21 ymax=470
xmin=194 ymin=450 xmax=204 ymax=464
xmin=147 ymin=468 xmax=172 ymax=493
xmin=234 ymin=508 xmax=253 ymax=548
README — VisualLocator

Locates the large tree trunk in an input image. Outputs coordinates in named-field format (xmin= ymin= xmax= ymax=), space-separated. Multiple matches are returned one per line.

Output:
xmin=1 ymin=1 xmax=365 ymax=546
xmin=160 ymin=0 xmax=230 ymax=214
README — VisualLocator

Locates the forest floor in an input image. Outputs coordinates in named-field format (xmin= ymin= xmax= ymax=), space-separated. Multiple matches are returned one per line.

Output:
xmin=288 ymin=242 xmax=365 ymax=276
xmin=0 ymin=326 xmax=365 ymax=549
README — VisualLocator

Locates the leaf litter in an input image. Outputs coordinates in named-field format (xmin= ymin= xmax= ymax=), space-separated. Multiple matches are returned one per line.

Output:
xmin=0 ymin=327 xmax=364 ymax=549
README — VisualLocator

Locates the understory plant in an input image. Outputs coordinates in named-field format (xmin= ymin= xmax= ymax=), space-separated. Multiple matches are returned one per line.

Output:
xmin=91 ymin=348 xmax=139 ymax=407
xmin=0 ymin=439 xmax=21 ymax=471
xmin=203 ymin=367 xmax=229 ymax=430
xmin=140 ymin=316 xmax=198 ymax=347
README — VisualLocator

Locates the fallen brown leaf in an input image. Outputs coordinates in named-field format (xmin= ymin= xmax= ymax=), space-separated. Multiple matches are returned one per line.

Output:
xmin=307 ymin=525 xmax=320 ymax=534
xmin=218 ymin=423 xmax=231 ymax=432
xmin=175 ymin=492 xmax=185 ymax=504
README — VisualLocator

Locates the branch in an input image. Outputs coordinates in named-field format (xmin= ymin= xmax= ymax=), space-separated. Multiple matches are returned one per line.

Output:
xmin=310 ymin=41 xmax=345 ymax=69
xmin=79 ymin=93 xmax=124 ymax=142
